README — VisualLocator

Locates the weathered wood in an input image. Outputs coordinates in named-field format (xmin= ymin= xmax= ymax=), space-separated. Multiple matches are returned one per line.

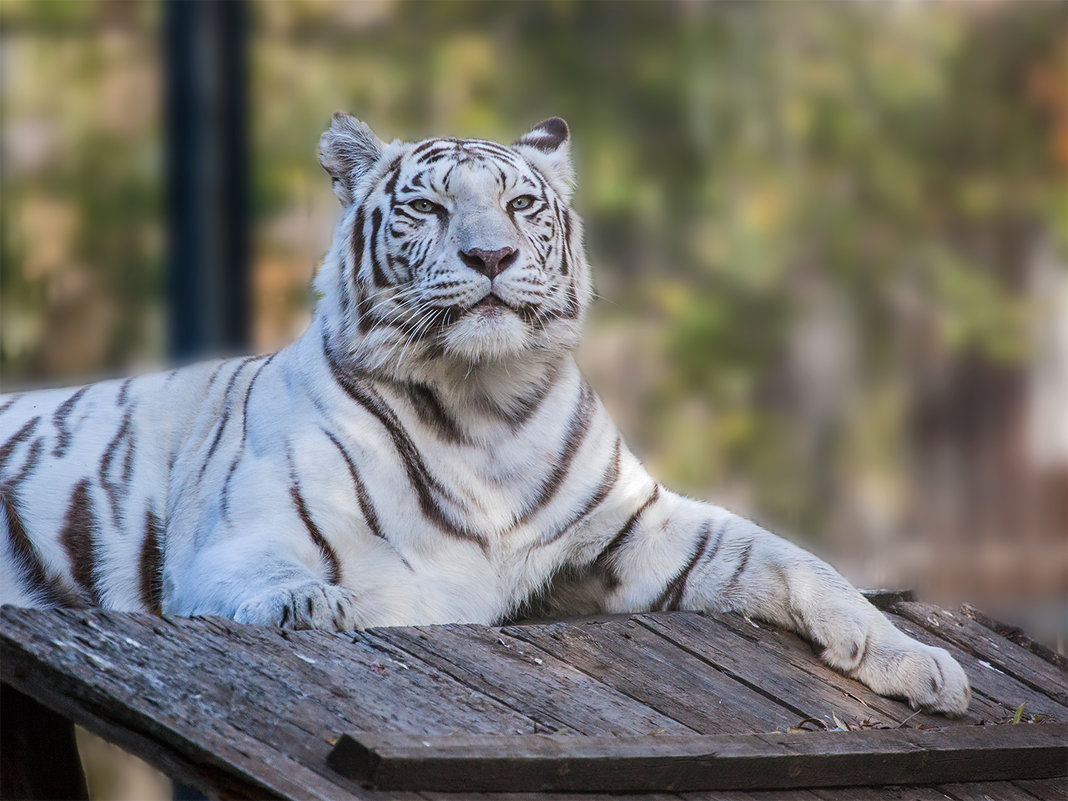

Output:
xmin=809 ymin=788 xmax=949 ymax=801
xmin=860 ymin=589 xmax=916 ymax=610
xmin=631 ymin=611 xmax=957 ymax=727
xmin=810 ymin=789 xmax=950 ymax=801
xmin=3 ymin=604 xmax=1064 ymax=801
xmin=501 ymin=616 xmax=803 ymax=733
xmin=1 ymin=608 xmax=348 ymax=800
xmin=892 ymin=601 xmax=1068 ymax=707
xmin=959 ymin=604 xmax=1068 ymax=672
xmin=328 ymin=724 xmax=1068 ymax=793
xmin=165 ymin=614 xmax=535 ymax=735
xmin=0 ymin=682 xmax=90 ymax=801
xmin=1014 ymin=777 xmax=1068 ymax=800
xmin=366 ymin=623 xmax=690 ymax=735
xmin=938 ymin=780 xmax=1052 ymax=801
xmin=679 ymin=609 xmax=992 ymax=724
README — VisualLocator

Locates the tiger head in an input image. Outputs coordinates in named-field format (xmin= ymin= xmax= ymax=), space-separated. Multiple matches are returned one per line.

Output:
xmin=315 ymin=115 xmax=591 ymax=380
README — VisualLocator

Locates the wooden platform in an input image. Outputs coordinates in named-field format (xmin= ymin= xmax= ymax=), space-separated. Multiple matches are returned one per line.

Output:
xmin=1 ymin=599 xmax=1065 ymax=800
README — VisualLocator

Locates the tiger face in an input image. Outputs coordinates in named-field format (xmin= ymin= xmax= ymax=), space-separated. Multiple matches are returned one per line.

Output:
xmin=317 ymin=116 xmax=591 ymax=376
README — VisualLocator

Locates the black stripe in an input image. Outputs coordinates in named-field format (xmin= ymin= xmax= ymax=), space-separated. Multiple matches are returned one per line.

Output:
xmin=199 ymin=357 xmax=259 ymax=479
xmin=321 ymin=428 xmax=412 ymax=570
xmin=204 ymin=360 xmax=229 ymax=391
xmin=11 ymin=437 xmax=43 ymax=487
xmin=507 ymin=383 xmax=595 ymax=531
xmin=59 ymin=479 xmax=100 ymax=604
xmin=220 ymin=354 xmax=276 ymax=524
xmin=51 ymin=386 xmax=90 ymax=457
xmin=383 ymin=156 xmax=403 ymax=197
xmin=0 ymin=416 xmax=41 ymax=472
xmin=351 ymin=206 xmax=367 ymax=289
xmin=559 ymin=203 xmax=572 ymax=276
xmin=723 ymin=541 xmax=754 ymax=597
xmin=357 ymin=287 xmax=376 ymax=335
xmin=505 ymin=363 xmax=562 ymax=428
xmin=121 ymin=429 xmax=136 ymax=486
xmin=593 ymin=484 xmax=662 ymax=589
xmin=139 ymin=509 xmax=164 ymax=614
xmin=413 ymin=137 xmax=453 ymax=157
xmin=288 ymin=472 xmax=342 ymax=585
xmin=0 ymin=394 xmax=22 ymax=416
xmin=117 ymin=377 xmax=133 ymax=406
xmin=98 ymin=410 xmax=132 ymax=528
xmin=369 ymin=206 xmax=389 ymax=286
xmin=536 ymin=435 xmax=622 ymax=548
xmin=323 ymin=336 xmax=485 ymax=547
xmin=653 ymin=520 xmax=713 ymax=612
xmin=402 ymin=382 xmax=467 ymax=444
xmin=1 ymin=483 xmax=84 ymax=607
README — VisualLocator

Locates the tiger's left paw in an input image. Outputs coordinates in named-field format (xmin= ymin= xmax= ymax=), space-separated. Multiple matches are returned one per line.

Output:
xmin=812 ymin=601 xmax=970 ymax=715
xmin=842 ymin=624 xmax=971 ymax=715
xmin=234 ymin=582 xmax=360 ymax=631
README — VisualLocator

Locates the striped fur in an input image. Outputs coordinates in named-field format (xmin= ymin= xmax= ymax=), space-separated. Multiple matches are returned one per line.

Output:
xmin=0 ymin=116 xmax=970 ymax=714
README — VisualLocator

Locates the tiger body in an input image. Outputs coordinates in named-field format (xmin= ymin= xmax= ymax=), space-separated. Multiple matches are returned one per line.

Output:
xmin=0 ymin=116 xmax=971 ymax=714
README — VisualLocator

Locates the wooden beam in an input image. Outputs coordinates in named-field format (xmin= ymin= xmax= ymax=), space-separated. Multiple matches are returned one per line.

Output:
xmin=328 ymin=724 xmax=1068 ymax=793
xmin=860 ymin=588 xmax=915 ymax=610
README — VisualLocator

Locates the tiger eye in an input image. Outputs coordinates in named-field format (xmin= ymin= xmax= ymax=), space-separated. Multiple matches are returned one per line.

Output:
xmin=508 ymin=195 xmax=535 ymax=211
xmin=411 ymin=198 xmax=437 ymax=213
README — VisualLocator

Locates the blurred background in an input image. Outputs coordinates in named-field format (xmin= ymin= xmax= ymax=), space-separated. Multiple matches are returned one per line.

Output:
xmin=1 ymin=0 xmax=1065 ymax=796
xmin=1 ymin=0 xmax=1065 ymax=687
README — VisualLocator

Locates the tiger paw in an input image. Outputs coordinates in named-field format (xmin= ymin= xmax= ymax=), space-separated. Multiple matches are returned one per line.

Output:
xmin=857 ymin=637 xmax=970 ymax=715
xmin=831 ymin=620 xmax=971 ymax=715
xmin=233 ymin=582 xmax=360 ymax=631
xmin=809 ymin=599 xmax=970 ymax=715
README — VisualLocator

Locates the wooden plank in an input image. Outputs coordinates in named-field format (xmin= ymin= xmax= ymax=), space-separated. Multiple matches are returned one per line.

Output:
xmin=501 ymin=616 xmax=804 ymax=734
xmin=632 ymin=611 xmax=958 ymax=728
xmin=1 ymin=613 xmax=306 ymax=800
xmin=682 ymin=790 xmax=821 ymax=801
xmin=70 ymin=612 xmax=423 ymax=800
xmin=640 ymin=610 xmax=991 ymax=726
xmin=860 ymin=589 xmax=916 ymax=611
xmin=167 ymin=615 xmax=536 ymax=734
xmin=886 ymin=611 xmax=1068 ymax=720
xmin=1015 ymin=778 xmax=1068 ymax=801
xmin=327 ymin=724 xmax=1068 ymax=793
xmin=959 ymin=604 xmax=1068 ymax=673
xmin=938 ymin=780 xmax=1052 ymax=801
xmin=892 ymin=602 xmax=1068 ymax=706
xmin=0 ymin=607 xmax=424 ymax=801
xmin=810 ymin=788 xmax=948 ymax=801
xmin=0 ymin=682 xmax=89 ymax=801
xmin=366 ymin=623 xmax=691 ymax=735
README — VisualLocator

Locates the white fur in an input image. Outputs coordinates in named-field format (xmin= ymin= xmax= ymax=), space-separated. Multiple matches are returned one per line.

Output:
xmin=0 ymin=117 xmax=969 ymax=715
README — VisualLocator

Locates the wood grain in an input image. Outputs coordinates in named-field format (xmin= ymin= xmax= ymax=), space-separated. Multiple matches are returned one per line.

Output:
xmin=328 ymin=724 xmax=1068 ymax=793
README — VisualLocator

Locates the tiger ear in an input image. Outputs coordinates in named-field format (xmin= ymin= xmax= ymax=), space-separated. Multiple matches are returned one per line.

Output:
xmin=513 ymin=117 xmax=574 ymax=198
xmin=319 ymin=113 xmax=386 ymax=206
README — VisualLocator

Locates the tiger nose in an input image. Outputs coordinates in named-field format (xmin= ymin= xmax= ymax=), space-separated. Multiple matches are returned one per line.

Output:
xmin=459 ymin=247 xmax=518 ymax=280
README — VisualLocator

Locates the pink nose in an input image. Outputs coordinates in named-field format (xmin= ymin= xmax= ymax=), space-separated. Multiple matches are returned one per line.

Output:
xmin=459 ymin=247 xmax=518 ymax=279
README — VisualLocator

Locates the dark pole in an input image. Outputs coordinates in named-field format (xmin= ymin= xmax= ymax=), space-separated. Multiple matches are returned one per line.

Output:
xmin=164 ymin=0 xmax=250 ymax=362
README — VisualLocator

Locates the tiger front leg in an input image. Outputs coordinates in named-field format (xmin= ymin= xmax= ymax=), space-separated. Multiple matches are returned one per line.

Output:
xmin=164 ymin=537 xmax=362 ymax=631
xmin=592 ymin=487 xmax=971 ymax=715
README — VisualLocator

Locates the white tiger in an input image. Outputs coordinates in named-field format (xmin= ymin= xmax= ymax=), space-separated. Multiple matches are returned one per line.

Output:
xmin=0 ymin=115 xmax=970 ymax=714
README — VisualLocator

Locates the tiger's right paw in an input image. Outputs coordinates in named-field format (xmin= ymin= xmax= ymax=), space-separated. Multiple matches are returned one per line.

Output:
xmin=234 ymin=582 xmax=360 ymax=631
